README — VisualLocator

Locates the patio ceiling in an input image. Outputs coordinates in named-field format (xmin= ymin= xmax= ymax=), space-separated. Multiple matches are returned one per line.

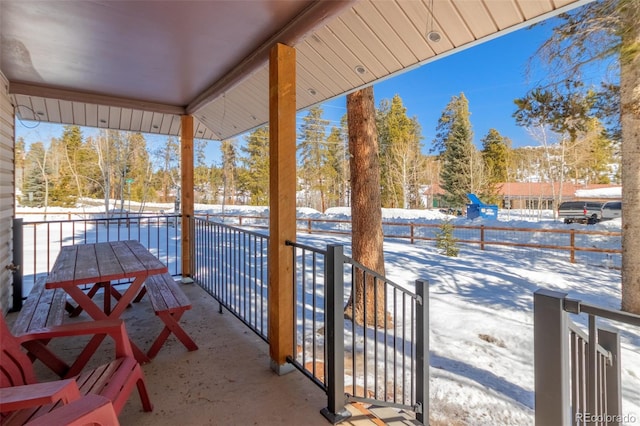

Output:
xmin=1 ymin=0 xmax=590 ymax=141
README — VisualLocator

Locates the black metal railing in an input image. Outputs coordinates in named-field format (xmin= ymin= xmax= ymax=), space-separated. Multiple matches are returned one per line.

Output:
xmin=191 ymin=217 xmax=269 ymax=341
xmin=534 ymin=289 xmax=640 ymax=425
xmin=285 ymin=240 xmax=428 ymax=424
xmin=14 ymin=215 xmax=181 ymax=302
xmin=17 ymin=213 xmax=427 ymax=423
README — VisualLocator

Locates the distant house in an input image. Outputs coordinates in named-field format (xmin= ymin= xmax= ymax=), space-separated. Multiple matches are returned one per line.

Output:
xmin=424 ymin=182 xmax=622 ymax=210
xmin=499 ymin=182 xmax=621 ymax=210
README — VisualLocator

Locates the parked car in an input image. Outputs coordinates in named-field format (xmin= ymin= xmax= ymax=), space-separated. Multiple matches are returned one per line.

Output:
xmin=557 ymin=201 xmax=603 ymax=224
xmin=600 ymin=201 xmax=622 ymax=221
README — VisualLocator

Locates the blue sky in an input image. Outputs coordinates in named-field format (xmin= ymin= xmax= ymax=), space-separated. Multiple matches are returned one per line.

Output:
xmin=16 ymin=10 xmax=613 ymax=164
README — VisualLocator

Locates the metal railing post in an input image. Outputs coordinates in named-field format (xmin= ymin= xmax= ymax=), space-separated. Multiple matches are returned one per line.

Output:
xmin=534 ymin=289 xmax=571 ymax=426
xmin=598 ymin=328 xmax=622 ymax=425
xmin=415 ymin=279 xmax=429 ymax=425
xmin=321 ymin=244 xmax=351 ymax=424
xmin=587 ymin=315 xmax=598 ymax=421
xmin=10 ymin=218 xmax=24 ymax=312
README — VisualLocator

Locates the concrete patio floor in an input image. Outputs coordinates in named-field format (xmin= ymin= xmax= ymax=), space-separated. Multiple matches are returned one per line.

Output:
xmin=8 ymin=281 xmax=420 ymax=425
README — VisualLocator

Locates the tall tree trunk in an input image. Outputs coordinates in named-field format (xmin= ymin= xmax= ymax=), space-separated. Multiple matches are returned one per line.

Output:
xmin=344 ymin=86 xmax=390 ymax=328
xmin=620 ymin=0 xmax=640 ymax=314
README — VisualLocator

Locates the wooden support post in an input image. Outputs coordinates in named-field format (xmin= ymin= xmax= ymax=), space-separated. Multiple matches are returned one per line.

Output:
xmin=181 ymin=115 xmax=194 ymax=279
xmin=268 ymin=43 xmax=296 ymax=374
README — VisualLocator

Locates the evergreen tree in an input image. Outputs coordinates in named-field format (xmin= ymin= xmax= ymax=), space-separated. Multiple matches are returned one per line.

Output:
xmin=126 ymin=133 xmax=151 ymax=208
xmin=344 ymin=86 xmax=388 ymax=328
xmin=154 ymin=137 xmax=180 ymax=203
xmin=60 ymin=125 xmax=84 ymax=201
xmin=377 ymin=95 xmax=424 ymax=208
xmin=376 ymin=99 xmax=397 ymax=206
xmin=48 ymin=135 xmax=75 ymax=207
xmin=240 ymin=126 xmax=270 ymax=205
xmin=565 ymin=117 xmax=615 ymax=184
xmin=432 ymin=93 xmax=476 ymax=208
xmin=221 ymin=139 xmax=238 ymax=205
xmin=325 ymin=124 xmax=348 ymax=208
xmin=297 ymin=106 xmax=330 ymax=211
xmin=22 ymin=142 xmax=49 ymax=207
xmin=480 ymin=129 xmax=509 ymax=204
xmin=435 ymin=218 xmax=459 ymax=257
xmin=194 ymin=139 xmax=211 ymax=203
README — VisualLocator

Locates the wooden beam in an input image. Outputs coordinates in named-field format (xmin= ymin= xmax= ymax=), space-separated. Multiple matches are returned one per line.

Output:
xmin=268 ymin=43 xmax=296 ymax=372
xmin=9 ymin=82 xmax=185 ymax=116
xmin=181 ymin=115 xmax=194 ymax=278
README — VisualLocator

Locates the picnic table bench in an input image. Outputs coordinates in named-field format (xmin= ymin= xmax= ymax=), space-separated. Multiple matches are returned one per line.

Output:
xmin=11 ymin=276 xmax=72 ymax=376
xmin=141 ymin=272 xmax=198 ymax=358
xmin=12 ymin=276 xmax=67 ymax=336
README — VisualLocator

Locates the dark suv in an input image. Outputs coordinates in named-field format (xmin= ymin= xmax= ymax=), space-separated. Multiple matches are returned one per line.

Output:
xmin=557 ymin=201 xmax=603 ymax=224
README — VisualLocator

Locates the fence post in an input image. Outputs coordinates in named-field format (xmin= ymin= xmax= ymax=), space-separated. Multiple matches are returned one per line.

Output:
xmin=10 ymin=218 xmax=24 ymax=312
xmin=534 ymin=289 xmax=571 ymax=426
xmin=415 ymin=280 xmax=429 ymax=425
xmin=410 ymin=224 xmax=415 ymax=244
xmin=598 ymin=328 xmax=622 ymax=424
xmin=480 ymin=225 xmax=485 ymax=250
xmin=570 ymin=229 xmax=575 ymax=263
xmin=321 ymin=244 xmax=351 ymax=424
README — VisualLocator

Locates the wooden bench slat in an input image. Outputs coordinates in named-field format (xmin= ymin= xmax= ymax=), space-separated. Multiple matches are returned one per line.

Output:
xmin=146 ymin=274 xmax=192 ymax=313
xmin=11 ymin=278 xmax=48 ymax=336
xmin=12 ymin=277 xmax=67 ymax=336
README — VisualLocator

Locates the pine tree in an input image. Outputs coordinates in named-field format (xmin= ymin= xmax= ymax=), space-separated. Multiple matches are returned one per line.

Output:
xmin=154 ymin=137 xmax=180 ymax=203
xmin=298 ymin=106 xmax=330 ymax=211
xmin=240 ymin=126 xmax=270 ymax=205
xmin=433 ymin=93 xmax=476 ymax=208
xmin=47 ymin=135 xmax=75 ymax=207
xmin=325 ymin=125 xmax=347 ymax=208
xmin=22 ymin=142 xmax=49 ymax=207
xmin=221 ymin=139 xmax=238 ymax=206
xmin=194 ymin=139 xmax=211 ymax=203
xmin=126 ymin=133 xmax=151 ymax=208
xmin=480 ymin=129 xmax=509 ymax=204
xmin=344 ymin=86 xmax=388 ymax=328
xmin=435 ymin=218 xmax=459 ymax=257
xmin=378 ymin=95 xmax=424 ymax=208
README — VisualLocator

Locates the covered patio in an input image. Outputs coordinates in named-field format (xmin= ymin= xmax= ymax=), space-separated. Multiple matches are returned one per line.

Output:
xmin=1 ymin=0 xmax=591 ymax=424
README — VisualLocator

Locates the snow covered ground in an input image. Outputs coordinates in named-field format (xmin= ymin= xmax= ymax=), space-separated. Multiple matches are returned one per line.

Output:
xmin=16 ymin=202 xmax=638 ymax=425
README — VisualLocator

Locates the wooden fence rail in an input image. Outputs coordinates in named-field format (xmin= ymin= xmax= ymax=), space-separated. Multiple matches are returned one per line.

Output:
xmin=193 ymin=213 xmax=622 ymax=267
xmin=17 ymin=211 xmax=622 ymax=267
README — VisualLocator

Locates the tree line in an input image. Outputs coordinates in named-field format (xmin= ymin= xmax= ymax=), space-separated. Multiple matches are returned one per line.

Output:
xmin=16 ymin=93 xmax=618 ymax=212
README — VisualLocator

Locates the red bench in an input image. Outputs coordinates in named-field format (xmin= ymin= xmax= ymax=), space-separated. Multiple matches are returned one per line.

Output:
xmin=0 ymin=315 xmax=152 ymax=424
xmin=11 ymin=276 xmax=71 ymax=376
xmin=142 ymin=273 xmax=198 ymax=358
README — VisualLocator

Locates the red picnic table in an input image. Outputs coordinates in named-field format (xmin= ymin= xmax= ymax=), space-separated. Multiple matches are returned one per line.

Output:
xmin=46 ymin=240 xmax=168 ymax=370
